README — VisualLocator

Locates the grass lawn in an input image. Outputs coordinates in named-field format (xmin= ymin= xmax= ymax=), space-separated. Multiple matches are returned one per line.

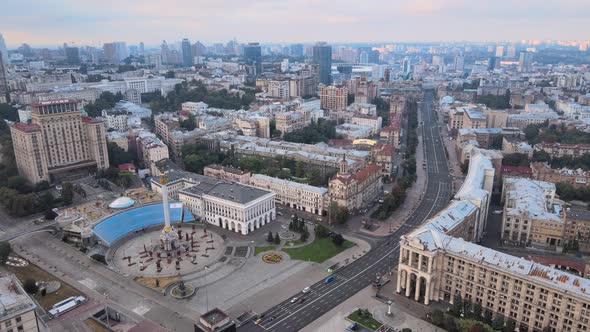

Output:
xmin=5 ymin=258 xmax=82 ymax=310
xmin=282 ymin=237 xmax=354 ymax=263
xmin=347 ymin=309 xmax=383 ymax=331
xmin=254 ymin=245 xmax=276 ymax=255
xmin=286 ymin=239 xmax=305 ymax=246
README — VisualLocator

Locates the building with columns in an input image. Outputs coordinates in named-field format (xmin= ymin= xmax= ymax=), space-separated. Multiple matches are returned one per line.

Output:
xmin=396 ymin=147 xmax=590 ymax=332
xmin=151 ymin=171 xmax=275 ymax=235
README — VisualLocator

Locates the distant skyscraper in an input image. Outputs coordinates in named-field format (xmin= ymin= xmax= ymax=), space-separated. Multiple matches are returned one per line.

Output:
xmin=290 ymin=44 xmax=303 ymax=57
xmin=495 ymin=45 xmax=504 ymax=57
xmin=65 ymin=47 xmax=80 ymax=64
xmin=402 ymin=57 xmax=412 ymax=76
xmin=181 ymin=38 xmax=192 ymax=67
xmin=139 ymin=42 xmax=145 ymax=56
xmin=313 ymin=42 xmax=332 ymax=85
xmin=103 ymin=42 xmax=127 ymax=63
xmin=0 ymin=33 xmax=8 ymax=66
xmin=518 ymin=51 xmax=534 ymax=73
xmin=160 ymin=40 xmax=170 ymax=64
xmin=243 ymin=42 xmax=262 ymax=76
xmin=506 ymin=44 xmax=516 ymax=58
xmin=358 ymin=51 xmax=369 ymax=64
xmin=0 ymin=50 xmax=9 ymax=101
xmin=487 ymin=56 xmax=497 ymax=71
xmin=454 ymin=54 xmax=465 ymax=72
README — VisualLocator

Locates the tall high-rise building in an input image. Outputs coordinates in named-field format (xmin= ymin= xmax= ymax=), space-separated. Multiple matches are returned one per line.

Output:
xmin=181 ymin=38 xmax=192 ymax=67
xmin=518 ymin=51 xmax=534 ymax=73
xmin=139 ymin=42 xmax=145 ymax=56
xmin=495 ymin=45 xmax=504 ymax=57
xmin=10 ymin=100 xmax=109 ymax=184
xmin=454 ymin=54 xmax=465 ymax=72
xmin=313 ymin=42 xmax=332 ymax=85
xmin=243 ymin=42 xmax=262 ymax=76
xmin=0 ymin=33 xmax=8 ymax=66
xmin=0 ymin=50 xmax=8 ymax=101
xmin=290 ymin=44 xmax=303 ymax=57
xmin=102 ymin=42 xmax=127 ymax=63
xmin=506 ymin=44 xmax=516 ymax=58
xmin=487 ymin=56 xmax=497 ymax=71
xmin=65 ymin=47 xmax=80 ymax=64
xmin=320 ymin=84 xmax=347 ymax=111
xmin=402 ymin=57 xmax=412 ymax=77
xmin=358 ymin=51 xmax=369 ymax=64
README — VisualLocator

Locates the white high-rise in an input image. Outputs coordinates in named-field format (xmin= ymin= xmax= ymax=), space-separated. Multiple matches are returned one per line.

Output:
xmin=0 ymin=33 xmax=8 ymax=65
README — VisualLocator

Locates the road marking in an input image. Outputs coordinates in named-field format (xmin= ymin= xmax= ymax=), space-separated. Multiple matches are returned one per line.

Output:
xmin=264 ymin=244 xmax=400 ymax=330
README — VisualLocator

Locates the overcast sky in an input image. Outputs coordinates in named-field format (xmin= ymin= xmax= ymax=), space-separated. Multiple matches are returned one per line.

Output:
xmin=2 ymin=0 xmax=590 ymax=47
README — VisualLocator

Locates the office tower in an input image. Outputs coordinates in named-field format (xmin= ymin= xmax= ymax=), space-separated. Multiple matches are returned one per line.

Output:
xmin=313 ymin=42 xmax=332 ymax=85
xmin=10 ymin=100 xmax=109 ymax=184
xmin=402 ymin=57 xmax=412 ymax=76
xmin=161 ymin=40 xmax=170 ymax=64
xmin=454 ymin=54 xmax=465 ymax=72
xmin=0 ymin=50 xmax=8 ymax=101
xmin=487 ymin=56 xmax=497 ymax=71
xmin=0 ymin=33 xmax=8 ymax=66
xmin=368 ymin=50 xmax=380 ymax=64
xmin=495 ymin=45 xmax=504 ymax=57
xmin=518 ymin=51 xmax=534 ymax=73
xmin=103 ymin=42 xmax=127 ymax=63
xmin=290 ymin=44 xmax=303 ymax=57
xmin=181 ymin=38 xmax=192 ymax=67
xmin=506 ymin=44 xmax=516 ymax=58
xmin=358 ymin=51 xmax=369 ymax=64
xmin=139 ymin=42 xmax=145 ymax=56
xmin=65 ymin=47 xmax=80 ymax=64
xmin=243 ymin=42 xmax=262 ymax=76
xmin=192 ymin=41 xmax=207 ymax=57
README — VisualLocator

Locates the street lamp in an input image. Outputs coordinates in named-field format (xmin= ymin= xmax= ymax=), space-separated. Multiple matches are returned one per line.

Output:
xmin=387 ymin=300 xmax=393 ymax=316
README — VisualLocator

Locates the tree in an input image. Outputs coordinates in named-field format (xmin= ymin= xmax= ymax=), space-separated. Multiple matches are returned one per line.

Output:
xmin=301 ymin=226 xmax=309 ymax=242
xmin=492 ymin=315 xmax=505 ymax=330
xmin=0 ymin=242 xmax=11 ymax=265
xmin=451 ymin=294 xmax=463 ymax=316
xmin=180 ymin=113 xmax=197 ymax=131
xmin=23 ymin=279 xmax=38 ymax=294
xmin=315 ymin=224 xmax=330 ymax=238
xmin=267 ymin=231 xmax=274 ymax=243
xmin=295 ymin=161 xmax=305 ymax=178
xmin=61 ymin=182 xmax=74 ymax=205
xmin=444 ymin=315 xmax=459 ymax=332
xmin=472 ymin=302 xmax=482 ymax=319
xmin=431 ymin=309 xmax=444 ymax=326
xmin=107 ymin=142 xmax=136 ymax=167
xmin=532 ymin=150 xmax=551 ymax=162
xmin=274 ymin=232 xmax=281 ymax=245
xmin=165 ymin=70 xmax=175 ymax=78
xmin=502 ymin=153 xmax=530 ymax=167
xmin=503 ymin=318 xmax=516 ymax=332
xmin=335 ymin=207 xmax=349 ymax=224
xmin=332 ymin=233 xmax=345 ymax=246
xmin=468 ymin=323 xmax=485 ymax=332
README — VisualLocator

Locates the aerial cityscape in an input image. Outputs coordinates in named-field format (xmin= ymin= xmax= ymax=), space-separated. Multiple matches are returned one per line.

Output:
xmin=1 ymin=2 xmax=590 ymax=332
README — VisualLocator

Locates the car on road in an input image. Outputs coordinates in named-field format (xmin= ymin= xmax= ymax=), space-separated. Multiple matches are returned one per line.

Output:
xmin=254 ymin=318 xmax=262 ymax=325
xmin=298 ymin=297 xmax=305 ymax=304
xmin=302 ymin=286 xmax=310 ymax=293
xmin=324 ymin=275 xmax=334 ymax=284
xmin=290 ymin=297 xmax=298 ymax=303
xmin=492 ymin=210 xmax=503 ymax=215
xmin=277 ymin=212 xmax=283 ymax=216
xmin=281 ymin=225 xmax=287 ymax=229
xmin=378 ymin=199 xmax=384 ymax=203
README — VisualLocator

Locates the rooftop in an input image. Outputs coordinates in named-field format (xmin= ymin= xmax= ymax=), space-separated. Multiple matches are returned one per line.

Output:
xmin=251 ymin=174 xmax=328 ymax=195
xmin=11 ymin=122 xmax=41 ymax=133
xmin=0 ymin=275 xmax=37 ymax=321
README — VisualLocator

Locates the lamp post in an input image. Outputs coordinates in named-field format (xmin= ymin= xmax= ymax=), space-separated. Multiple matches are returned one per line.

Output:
xmin=387 ymin=300 xmax=393 ymax=316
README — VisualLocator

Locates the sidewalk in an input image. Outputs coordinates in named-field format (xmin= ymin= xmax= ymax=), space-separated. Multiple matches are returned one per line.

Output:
xmin=361 ymin=111 xmax=427 ymax=236
xmin=300 ymin=285 xmax=442 ymax=332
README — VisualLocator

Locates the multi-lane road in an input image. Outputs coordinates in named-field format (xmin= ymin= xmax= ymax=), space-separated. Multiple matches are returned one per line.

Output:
xmin=238 ymin=89 xmax=453 ymax=332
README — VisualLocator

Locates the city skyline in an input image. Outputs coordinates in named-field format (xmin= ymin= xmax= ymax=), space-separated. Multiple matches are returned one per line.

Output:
xmin=2 ymin=0 xmax=590 ymax=47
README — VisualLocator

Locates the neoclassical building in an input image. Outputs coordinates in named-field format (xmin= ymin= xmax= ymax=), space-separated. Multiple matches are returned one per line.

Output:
xmin=329 ymin=158 xmax=382 ymax=211
xmin=397 ymin=148 xmax=590 ymax=332
xmin=249 ymin=174 xmax=328 ymax=216
xmin=151 ymin=171 xmax=275 ymax=235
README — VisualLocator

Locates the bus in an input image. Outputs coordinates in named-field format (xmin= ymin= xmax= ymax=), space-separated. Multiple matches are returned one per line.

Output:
xmin=48 ymin=296 xmax=87 ymax=318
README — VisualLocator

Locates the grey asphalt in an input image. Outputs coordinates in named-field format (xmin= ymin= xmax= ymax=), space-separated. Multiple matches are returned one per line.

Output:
xmin=238 ymin=89 xmax=453 ymax=332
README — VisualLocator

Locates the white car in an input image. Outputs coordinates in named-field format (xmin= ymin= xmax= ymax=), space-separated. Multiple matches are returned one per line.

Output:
xmin=290 ymin=297 xmax=298 ymax=303
xmin=302 ymin=287 xmax=310 ymax=293
xmin=492 ymin=210 xmax=503 ymax=215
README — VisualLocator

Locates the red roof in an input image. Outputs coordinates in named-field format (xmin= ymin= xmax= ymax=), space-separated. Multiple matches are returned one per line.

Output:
xmin=118 ymin=163 xmax=136 ymax=171
xmin=328 ymin=139 xmax=353 ymax=147
xmin=524 ymin=255 xmax=585 ymax=273
xmin=11 ymin=122 xmax=41 ymax=133
xmin=501 ymin=165 xmax=532 ymax=174
xmin=374 ymin=143 xmax=394 ymax=156
xmin=333 ymin=163 xmax=380 ymax=184
xmin=81 ymin=116 xmax=104 ymax=124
